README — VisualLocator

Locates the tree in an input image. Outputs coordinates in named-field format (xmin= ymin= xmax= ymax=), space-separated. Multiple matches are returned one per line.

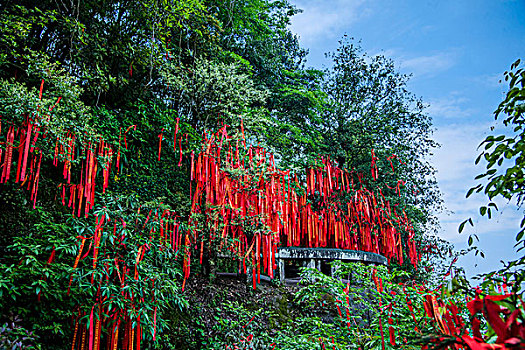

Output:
xmin=322 ymin=37 xmax=439 ymax=207
xmin=465 ymin=59 xmax=525 ymax=248
xmin=419 ymin=59 xmax=525 ymax=350
xmin=0 ymin=0 xmax=212 ymax=107
xmin=462 ymin=59 xmax=525 ymax=275
xmin=321 ymin=38 xmax=441 ymax=274
xmin=160 ymin=56 xmax=268 ymax=131
xmin=263 ymin=68 xmax=327 ymax=169
xmin=0 ymin=1 xmax=309 ymax=347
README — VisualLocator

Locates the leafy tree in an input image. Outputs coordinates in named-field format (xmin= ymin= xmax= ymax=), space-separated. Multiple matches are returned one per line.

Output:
xmin=263 ymin=38 xmax=442 ymax=259
xmin=208 ymin=0 xmax=307 ymax=88
xmin=274 ymin=38 xmax=442 ymax=275
xmin=160 ymin=56 xmax=269 ymax=131
xmin=322 ymin=37 xmax=441 ymax=270
xmin=0 ymin=0 xmax=448 ymax=347
xmin=418 ymin=59 xmax=525 ymax=350
xmin=322 ymin=37 xmax=439 ymax=210
xmin=264 ymin=68 xmax=327 ymax=170
xmin=466 ymin=59 xmax=525 ymax=250
xmin=459 ymin=59 xmax=525 ymax=293
xmin=0 ymin=0 xmax=211 ymax=106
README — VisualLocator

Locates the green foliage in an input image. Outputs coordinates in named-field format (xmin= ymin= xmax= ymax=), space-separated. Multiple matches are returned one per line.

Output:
xmin=0 ymin=0 xmax=445 ymax=348
xmin=466 ymin=59 xmax=525 ymax=249
xmin=0 ymin=315 xmax=41 ymax=350
xmin=169 ymin=276 xmax=359 ymax=350
xmin=296 ymin=262 xmax=433 ymax=349
xmin=69 ymin=197 xmax=189 ymax=346
xmin=424 ymin=59 xmax=525 ymax=350
xmin=0 ymin=206 xmax=81 ymax=348
xmin=0 ymin=0 xmax=212 ymax=106
xmin=323 ymin=37 xmax=440 ymax=215
xmin=160 ymin=57 xmax=269 ymax=131
xmin=211 ymin=0 xmax=307 ymax=88
xmin=264 ymin=68 xmax=327 ymax=169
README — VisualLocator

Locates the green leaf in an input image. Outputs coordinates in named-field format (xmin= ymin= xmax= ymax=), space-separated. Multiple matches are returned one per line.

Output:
xmin=516 ymin=229 xmax=525 ymax=242
xmin=479 ymin=206 xmax=487 ymax=216
xmin=475 ymin=153 xmax=484 ymax=165
xmin=458 ymin=219 xmax=472 ymax=233
xmin=475 ymin=173 xmax=488 ymax=180
xmin=488 ymin=202 xmax=498 ymax=210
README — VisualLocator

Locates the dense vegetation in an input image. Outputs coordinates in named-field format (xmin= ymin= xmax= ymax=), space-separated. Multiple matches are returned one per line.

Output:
xmin=0 ymin=0 xmax=523 ymax=349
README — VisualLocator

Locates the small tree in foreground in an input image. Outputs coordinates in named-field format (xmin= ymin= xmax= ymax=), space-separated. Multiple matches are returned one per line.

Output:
xmin=428 ymin=59 xmax=525 ymax=349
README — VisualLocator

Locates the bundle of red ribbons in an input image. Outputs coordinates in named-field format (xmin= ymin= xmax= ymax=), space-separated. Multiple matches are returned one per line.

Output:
xmin=183 ymin=125 xmax=419 ymax=291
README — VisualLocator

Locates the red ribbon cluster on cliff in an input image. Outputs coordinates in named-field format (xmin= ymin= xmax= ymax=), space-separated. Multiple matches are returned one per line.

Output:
xmin=182 ymin=125 xmax=419 ymax=289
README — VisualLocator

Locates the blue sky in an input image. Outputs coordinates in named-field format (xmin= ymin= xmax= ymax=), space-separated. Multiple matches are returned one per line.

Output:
xmin=289 ymin=0 xmax=525 ymax=280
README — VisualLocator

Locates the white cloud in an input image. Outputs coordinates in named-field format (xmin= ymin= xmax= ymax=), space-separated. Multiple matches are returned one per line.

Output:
xmin=371 ymin=48 xmax=397 ymax=59
xmin=290 ymin=0 xmax=370 ymax=45
xmin=427 ymin=95 xmax=475 ymax=120
xmin=432 ymin=122 xmax=487 ymax=242
xmin=431 ymin=121 xmax=522 ymax=248
xmin=470 ymin=73 xmax=508 ymax=90
xmin=398 ymin=52 xmax=457 ymax=78
xmin=371 ymin=48 xmax=459 ymax=79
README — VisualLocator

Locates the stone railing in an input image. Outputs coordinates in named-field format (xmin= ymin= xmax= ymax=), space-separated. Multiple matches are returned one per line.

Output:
xmin=275 ymin=247 xmax=388 ymax=281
